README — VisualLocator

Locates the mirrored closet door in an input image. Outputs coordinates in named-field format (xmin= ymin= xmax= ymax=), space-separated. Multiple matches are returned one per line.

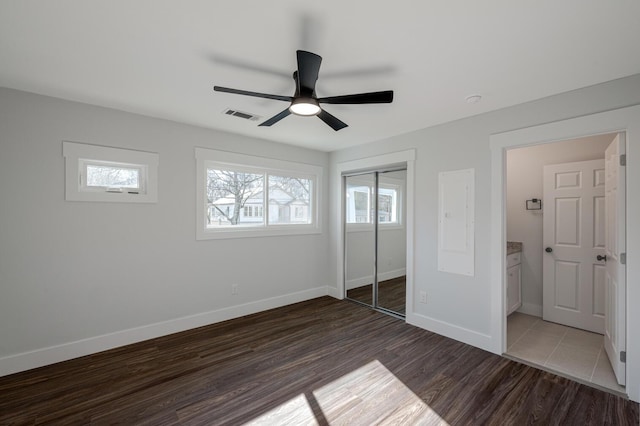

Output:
xmin=344 ymin=168 xmax=407 ymax=317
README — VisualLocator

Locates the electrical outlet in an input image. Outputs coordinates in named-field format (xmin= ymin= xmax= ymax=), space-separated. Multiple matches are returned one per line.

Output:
xmin=232 ymin=284 xmax=238 ymax=295
xmin=419 ymin=291 xmax=427 ymax=304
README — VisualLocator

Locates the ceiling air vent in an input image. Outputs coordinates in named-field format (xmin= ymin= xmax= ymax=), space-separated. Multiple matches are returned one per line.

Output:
xmin=223 ymin=108 xmax=261 ymax=122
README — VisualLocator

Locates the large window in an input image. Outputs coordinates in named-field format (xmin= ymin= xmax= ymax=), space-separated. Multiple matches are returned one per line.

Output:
xmin=196 ymin=148 xmax=321 ymax=239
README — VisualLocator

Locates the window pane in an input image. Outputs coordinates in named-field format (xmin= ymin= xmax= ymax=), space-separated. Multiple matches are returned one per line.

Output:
xmin=354 ymin=191 xmax=370 ymax=223
xmin=268 ymin=175 xmax=312 ymax=225
xmin=378 ymin=187 xmax=398 ymax=224
xmin=378 ymin=193 xmax=393 ymax=223
xmin=206 ymin=169 xmax=264 ymax=228
xmin=86 ymin=164 xmax=140 ymax=189
xmin=346 ymin=183 xmax=372 ymax=224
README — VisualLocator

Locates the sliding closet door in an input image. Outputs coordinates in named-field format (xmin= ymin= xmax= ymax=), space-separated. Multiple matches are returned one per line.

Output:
xmin=344 ymin=173 xmax=375 ymax=306
xmin=376 ymin=170 xmax=407 ymax=315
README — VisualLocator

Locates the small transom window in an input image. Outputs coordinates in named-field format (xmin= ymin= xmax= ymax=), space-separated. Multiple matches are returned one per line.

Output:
xmin=82 ymin=160 xmax=144 ymax=193
xmin=63 ymin=141 xmax=158 ymax=203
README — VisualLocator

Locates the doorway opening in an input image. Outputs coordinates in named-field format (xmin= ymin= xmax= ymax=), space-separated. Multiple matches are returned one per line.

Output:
xmin=343 ymin=168 xmax=407 ymax=318
xmin=504 ymin=132 xmax=626 ymax=395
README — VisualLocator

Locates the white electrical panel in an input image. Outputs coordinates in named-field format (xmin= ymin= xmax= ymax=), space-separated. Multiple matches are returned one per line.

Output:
xmin=438 ymin=168 xmax=475 ymax=276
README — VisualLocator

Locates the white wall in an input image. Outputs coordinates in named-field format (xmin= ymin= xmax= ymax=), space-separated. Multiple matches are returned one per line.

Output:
xmin=0 ymin=88 xmax=330 ymax=375
xmin=330 ymin=74 xmax=640 ymax=400
xmin=506 ymin=134 xmax=614 ymax=316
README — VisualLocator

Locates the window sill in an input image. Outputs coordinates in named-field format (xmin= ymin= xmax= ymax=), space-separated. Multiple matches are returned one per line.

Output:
xmin=197 ymin=225 xmax=321 ymax=240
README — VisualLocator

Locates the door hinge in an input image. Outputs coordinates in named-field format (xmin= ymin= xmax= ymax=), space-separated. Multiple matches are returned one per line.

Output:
xmin=620 ymin=154 xmax=626 ymax=166
xmin=620 ymin=253 xmax=626 ymax=265
xmin=620 ymin=351 xmax=626 ymax=363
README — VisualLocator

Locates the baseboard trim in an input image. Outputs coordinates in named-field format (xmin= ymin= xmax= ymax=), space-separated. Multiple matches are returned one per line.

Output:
xmin=346 ymin=268 xmax=406 ymax=290
xmin=517 ymin=303 xmax=543 ymax=317
xmin=0 ymin=286 xmax=329 ymax=378
xmin=326 ymin=286 xmax=341 ymax=299
xmin=407 ymin=312 xmax=493 ymax=352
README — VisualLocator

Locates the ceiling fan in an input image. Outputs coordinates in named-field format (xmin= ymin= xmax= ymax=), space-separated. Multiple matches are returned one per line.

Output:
xmin=214 ymin=50 xmax=393 ymax=131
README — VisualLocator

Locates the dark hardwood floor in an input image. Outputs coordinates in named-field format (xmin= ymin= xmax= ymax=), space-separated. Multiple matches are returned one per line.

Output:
xmin=346 ymin=276 xmax=406 ymax=314
xmin=0 ymin=297 xmax=637 ymax=425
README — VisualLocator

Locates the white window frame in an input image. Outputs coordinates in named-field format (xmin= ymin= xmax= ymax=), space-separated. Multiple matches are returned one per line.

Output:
xmin=345 ymin=176 xmax=403 ymax=231
xmin=377 ymin=186 xmax=399 ymax=224
xmin=81 ymin=159 xmax=145 ymax=193
xmin=195 ymin=148 xmax=322 ymax=240
xmin=63 ymin=141 xmax=159 ymax=203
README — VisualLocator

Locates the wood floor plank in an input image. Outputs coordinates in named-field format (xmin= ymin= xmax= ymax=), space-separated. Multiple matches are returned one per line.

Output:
xmin=0 ymin=296 xmax=637 ymax=425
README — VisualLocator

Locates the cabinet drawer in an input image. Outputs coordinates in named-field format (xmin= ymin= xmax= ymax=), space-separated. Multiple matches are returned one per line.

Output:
xmin=506 ymin=252 xmax=521 ymax=268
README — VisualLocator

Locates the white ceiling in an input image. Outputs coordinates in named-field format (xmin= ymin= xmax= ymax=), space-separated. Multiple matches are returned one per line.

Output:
xmin=1 ymin=1 xmax=639 ymax=152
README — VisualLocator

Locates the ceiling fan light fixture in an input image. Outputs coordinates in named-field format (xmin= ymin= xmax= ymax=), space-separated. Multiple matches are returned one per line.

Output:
xmin=289 ymin=97 xmax=320 ymax=116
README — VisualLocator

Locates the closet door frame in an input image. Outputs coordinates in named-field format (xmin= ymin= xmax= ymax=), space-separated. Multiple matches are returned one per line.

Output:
xmin=335 ymin=149 xmax=415 ymax=318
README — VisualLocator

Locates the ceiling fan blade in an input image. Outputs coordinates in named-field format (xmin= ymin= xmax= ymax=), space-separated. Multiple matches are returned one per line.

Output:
xmin=296 ymin=50 xmax=322 ymax=93
xmin=214 ymin=86 xmax=292 ymax=102
xmin=317 ymin=109 xmax=348 ymax=131
xmin=258 ymin=108 xmax=292 ymax=127
xmin=318 ymin=90 xmax=394 ymax=104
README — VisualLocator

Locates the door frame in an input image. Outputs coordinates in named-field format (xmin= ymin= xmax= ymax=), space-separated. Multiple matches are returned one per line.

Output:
xmin=334 ymin=150 xmax=416 ymax=318
xmin=490 ymin=105 xmax=640 ymax=402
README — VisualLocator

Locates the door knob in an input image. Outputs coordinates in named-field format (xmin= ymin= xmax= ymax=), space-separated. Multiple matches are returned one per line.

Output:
xmin=597 ymin=254 xmax=607 ymax=262
xmin=545 ymin=247 xmax=553 ymax=253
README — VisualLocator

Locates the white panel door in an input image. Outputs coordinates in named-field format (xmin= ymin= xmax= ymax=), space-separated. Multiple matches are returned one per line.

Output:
xmin=604 ymin=133 xmax=626 ymax=386
xmin=543 ymin=159 xmax=605 ymax=333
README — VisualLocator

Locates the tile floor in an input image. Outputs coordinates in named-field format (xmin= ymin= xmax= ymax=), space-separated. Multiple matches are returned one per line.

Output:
xmin=506 ymin=312 xmax=626 ymax=395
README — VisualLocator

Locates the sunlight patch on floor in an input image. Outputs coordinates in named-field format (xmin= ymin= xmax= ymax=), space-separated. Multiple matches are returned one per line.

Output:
xmin=245 ymin=360 xmax=449 ymax=425
xmin=243 ymin=393 xmax=318 ymax=425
